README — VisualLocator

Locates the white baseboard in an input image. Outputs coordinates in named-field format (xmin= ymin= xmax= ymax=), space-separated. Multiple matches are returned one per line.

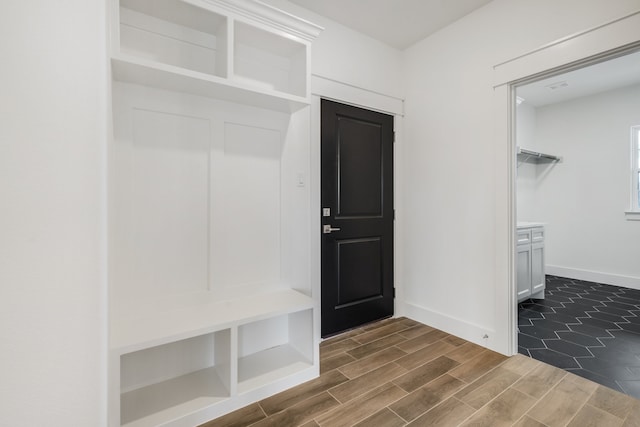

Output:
xmin=546 ymin=265 xmax=640 ymax=291
xmin=397 ymin=301 xmax=501 ymax=353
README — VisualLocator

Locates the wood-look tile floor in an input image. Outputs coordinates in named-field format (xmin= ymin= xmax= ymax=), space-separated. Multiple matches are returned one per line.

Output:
xmin=200 ymin=317 xmax=640 ymax=427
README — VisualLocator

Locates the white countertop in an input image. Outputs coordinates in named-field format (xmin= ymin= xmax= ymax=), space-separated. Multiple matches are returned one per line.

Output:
xmin=517 ymin=221 xmax=545 ymax=228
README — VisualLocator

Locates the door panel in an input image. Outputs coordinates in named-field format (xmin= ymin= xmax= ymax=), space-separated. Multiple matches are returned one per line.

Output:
xmin=337 ymin=237 xmax=383 ymax=306
xmin=517 ymin=245 xmax=532 ymax=301
xmin=337 ymin=117 xmax=383 ymax=217
xmin=321 ymin=99 xmax=394 ymax=337
xmin=531 ymin=242 xmax=545 ymax=294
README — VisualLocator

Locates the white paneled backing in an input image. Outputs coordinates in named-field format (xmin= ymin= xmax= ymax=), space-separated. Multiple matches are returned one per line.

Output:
xmin=211 ymin=122 xmax=282 ymax=290
xmin=122 ymin=108 xmax=211 ymax=298
xmin=110 ymin=82 xmax=295 ymax=311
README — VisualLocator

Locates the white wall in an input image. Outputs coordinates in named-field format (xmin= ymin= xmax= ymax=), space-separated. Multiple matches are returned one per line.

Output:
xmin=524 ymin=84 xmax=640 ymax=287
xmin=401 ymin=0 xmax=640 ymax=351
xmin=516 ymin=103 xmax=538 ymax=221
xmin=0 ymin=1 xmax=107 ymax=426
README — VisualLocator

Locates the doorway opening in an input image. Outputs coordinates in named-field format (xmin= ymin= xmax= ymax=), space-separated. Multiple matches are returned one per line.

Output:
xmin=513 ymin=48 xmax=640 ymax=397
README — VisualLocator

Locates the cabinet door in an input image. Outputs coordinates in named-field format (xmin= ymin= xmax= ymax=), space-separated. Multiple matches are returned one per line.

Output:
xmin=531 ymin=241 xmax=545 ymax=295
xmin=517 ymin=245 xmax=532 ymax=301
xmin=517 ymin=228 xmax=531 ymax=245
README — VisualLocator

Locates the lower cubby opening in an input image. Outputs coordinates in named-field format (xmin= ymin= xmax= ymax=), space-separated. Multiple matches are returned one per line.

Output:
xmin=120 ymin=330 xmax=231 ymax=427
xmin=237 ymin=309 xmax=313 ymax=394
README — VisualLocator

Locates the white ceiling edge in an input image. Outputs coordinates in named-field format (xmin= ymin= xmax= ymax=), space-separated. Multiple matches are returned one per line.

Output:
xmin=286 ymin=0 xmax=493 ymax=50
xmin=517 ymin=49 xmax=640 ymax=107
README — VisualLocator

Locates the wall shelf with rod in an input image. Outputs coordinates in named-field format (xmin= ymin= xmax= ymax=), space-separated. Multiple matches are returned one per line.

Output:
xmin=517 ymin=147 xmax=562 ymax=164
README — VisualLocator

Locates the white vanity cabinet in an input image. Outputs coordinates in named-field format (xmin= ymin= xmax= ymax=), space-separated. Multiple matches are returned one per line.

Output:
xmin=517 ymin=224 xmax=545 ymax=302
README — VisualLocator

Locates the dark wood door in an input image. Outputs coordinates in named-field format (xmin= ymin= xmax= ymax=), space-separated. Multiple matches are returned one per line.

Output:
xmin=321 ymin=99 xmax=394 ymax=337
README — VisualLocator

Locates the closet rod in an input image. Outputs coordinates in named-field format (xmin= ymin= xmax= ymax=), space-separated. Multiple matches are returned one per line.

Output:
xmin=517 ymin=147 xmax=561 ymax=162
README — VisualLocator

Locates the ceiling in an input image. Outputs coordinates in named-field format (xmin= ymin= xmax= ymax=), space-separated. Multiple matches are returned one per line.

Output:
xmin=284 ymin=0 xmax=640 ymax=104
xmin=517 ymin=50 xmax=640 ymax=107
xmin=287 ymin=0 xmax=493 ymax=50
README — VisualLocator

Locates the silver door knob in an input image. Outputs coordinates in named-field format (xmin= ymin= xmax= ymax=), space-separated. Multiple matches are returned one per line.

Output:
xmin=323 ymin=224 xmax=341 ymax=234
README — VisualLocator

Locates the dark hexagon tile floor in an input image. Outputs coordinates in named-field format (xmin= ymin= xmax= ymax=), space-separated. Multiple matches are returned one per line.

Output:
xmin=518 ymin=275 xmax=640 ymax=397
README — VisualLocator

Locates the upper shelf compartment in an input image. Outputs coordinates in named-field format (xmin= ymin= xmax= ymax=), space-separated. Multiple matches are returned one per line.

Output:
xmin=233 ymin=21 xmax=307 ymax=97
xmin=119 ymin=0 xmax=228 ymax=78
xmin=111 ymin=0 xmax=323 ymax=112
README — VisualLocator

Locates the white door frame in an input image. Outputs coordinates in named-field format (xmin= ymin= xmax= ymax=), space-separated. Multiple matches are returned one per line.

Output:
xmin=493 ymin=10 xmax=640 ymax=355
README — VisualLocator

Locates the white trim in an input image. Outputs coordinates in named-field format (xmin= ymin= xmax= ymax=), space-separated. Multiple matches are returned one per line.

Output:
xmin=310 ymin=96 xmax=322 ymax=344
xmin=197 ymin=0 xmax=324 ymax=42
xmin=493 ymin=84 xmax=517 ymax=356
xmin=393 ymin=114 xmax=405 ymax=312
xmin=625 ymin=211 xmax=640 ymax=221
xmin=630 ymin=125 xmax=640 ymax=215
xmin=547 ymin=265 xmax=640 ymax=291
xmin=311 ymin=74 xmax=404 ymax=116
xmin=493 ymin=10 xmax=640 ymax=356
xmin=494 ymin=10 xmax=640 ymax=86
xmin=494 ymin=10 xmax=640 ymax=69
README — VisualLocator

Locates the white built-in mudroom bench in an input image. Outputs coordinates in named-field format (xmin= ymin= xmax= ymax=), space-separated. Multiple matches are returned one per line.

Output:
xmin=107 ymin=1 xmax=323 ymax=425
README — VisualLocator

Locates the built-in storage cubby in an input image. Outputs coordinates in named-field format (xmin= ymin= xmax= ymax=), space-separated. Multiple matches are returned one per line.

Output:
xmin=108 ymin=1 xmax=321 ymax=425
xmin=237 ymin=310 xmax=313 ymax=394
xmin=119 ymin=0 xmax=228 ymax=77
xmin=233 ymin=21 xmax=307 ymax=97
xmin=110 ymin=0 xmax=322 ymax=112
xmin=111 ymin=291 xmax=314 ymax=426
xmin=120 ymin=331 xmax=231 ymax=427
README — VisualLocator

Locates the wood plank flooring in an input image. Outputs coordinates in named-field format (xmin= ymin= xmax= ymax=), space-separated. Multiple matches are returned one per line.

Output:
xmin=200 ymin=317 xmax=640 ymax=427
